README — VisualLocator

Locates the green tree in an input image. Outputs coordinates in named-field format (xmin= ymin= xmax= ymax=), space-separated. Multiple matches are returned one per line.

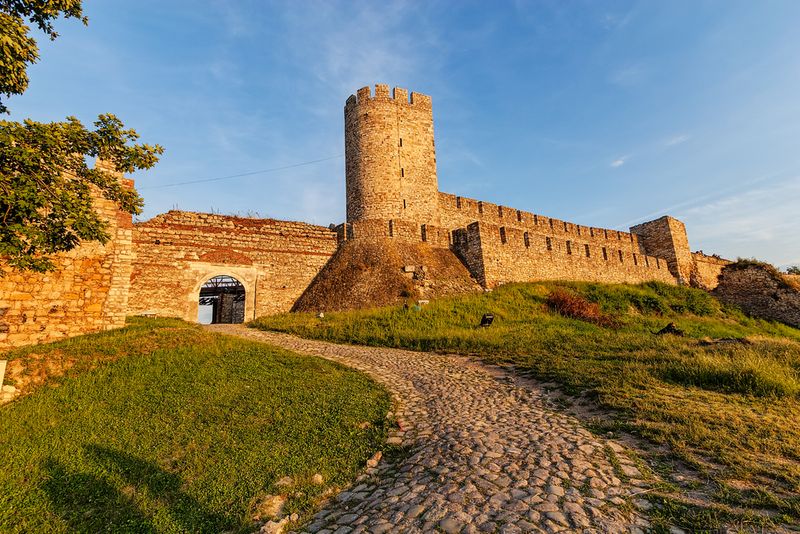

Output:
xmin=0 ymin=1 xmax=162 ymax=272
xmin=0 ymin=0 xmax=86 ymax=114
xmin=788 ymin=266 xmax=800 ymax=275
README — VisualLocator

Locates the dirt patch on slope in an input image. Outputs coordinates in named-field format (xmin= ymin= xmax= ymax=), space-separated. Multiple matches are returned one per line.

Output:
xmin=292 ymin=239 xmax=481 ymax=312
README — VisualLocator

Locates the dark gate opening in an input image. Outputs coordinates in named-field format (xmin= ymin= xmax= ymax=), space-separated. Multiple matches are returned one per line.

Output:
xmin=198 ymin=275 xmax=245 ymax=324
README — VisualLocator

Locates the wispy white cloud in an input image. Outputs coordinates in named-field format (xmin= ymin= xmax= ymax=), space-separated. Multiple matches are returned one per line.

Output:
xmin=665 ymin=133 xmax=690 ymax=147
xmin=279 ymin=2 xmax=443 ymax=102
xmin=621 ymin=173 xmax=800 ymax=266
xmin=618 ymin=172 xmax=784 ymax=228
xmin=610 ymin=155 xmax=629 ymax=167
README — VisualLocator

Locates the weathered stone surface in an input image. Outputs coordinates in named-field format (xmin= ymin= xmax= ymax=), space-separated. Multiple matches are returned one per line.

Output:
xmin=212 ymin=325 xmax=651 ymax=533
xmin=345 ymin=85 xmax=439 ymax=228
xmin=0 ymin=160 xmax=133 ymax=350
xmin=713 ymin=264 xmax=800 ymax=328
xmin=128 ymin=211 xmax=338 ymax=321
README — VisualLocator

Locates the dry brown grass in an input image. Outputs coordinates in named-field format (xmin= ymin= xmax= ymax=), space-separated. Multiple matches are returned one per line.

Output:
xmin=546 ymin=289 xmax=620 ymax=328
xmin=783 ymin=274 xmax=800 ymax=291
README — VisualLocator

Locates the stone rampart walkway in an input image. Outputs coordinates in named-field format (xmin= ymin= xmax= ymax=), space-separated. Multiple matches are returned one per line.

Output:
xmin=207 ymin=325 xmax=651 ymax=534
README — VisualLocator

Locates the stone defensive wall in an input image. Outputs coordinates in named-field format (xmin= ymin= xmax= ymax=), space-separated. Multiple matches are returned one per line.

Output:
xmin=0 ymin=163 xmax=133 ymax=350
xmin=129 ymin=211 xmax=337 ymax=322
xmin=333 ymin=198 xmax=677 ymax=288
xmin=713 ymin=263 xmax=800 ymax=328
xmin=338 ymin=219 xmax=452 ymax=249
xmin=691 ymin=252 xmax=731 ymax=290
xmin=452 ymin=221 xmax=675 ymax=288
xmin=436 ymin=192 xmax=677 ymax=287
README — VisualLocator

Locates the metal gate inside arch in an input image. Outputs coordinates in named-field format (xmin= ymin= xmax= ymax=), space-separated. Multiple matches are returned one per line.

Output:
xmin=198 ymin=275 xmax=245 ymax=324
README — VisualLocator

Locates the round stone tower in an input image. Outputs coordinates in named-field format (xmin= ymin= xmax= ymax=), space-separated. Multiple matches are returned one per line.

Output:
xmin=344 ymin=84 xmax=439 ymax=227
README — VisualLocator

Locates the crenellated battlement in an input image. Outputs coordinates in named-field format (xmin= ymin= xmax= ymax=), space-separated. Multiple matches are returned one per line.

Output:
xmin=345 ymin=83 xmax=439 ymax=227
xmin=345 ymin=84 xmax=432 ymax=110
xmin=437 ymin=192 xmax=645 ymax=253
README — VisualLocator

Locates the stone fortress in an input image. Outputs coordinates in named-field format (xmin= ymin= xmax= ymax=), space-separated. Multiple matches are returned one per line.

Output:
xmin=0 ymin=83 xmax=752 ymax=349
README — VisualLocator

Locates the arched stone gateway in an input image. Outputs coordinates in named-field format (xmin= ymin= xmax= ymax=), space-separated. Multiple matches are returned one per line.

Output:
xmin=127 ymin=211 xmax=339 ymax=325
xmin=198 ymin=275 xmax=246 ymax=324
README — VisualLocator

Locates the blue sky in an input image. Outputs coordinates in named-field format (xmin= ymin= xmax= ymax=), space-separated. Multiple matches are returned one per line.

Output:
xmin=9 ymin=1 xmax=800 ymax=268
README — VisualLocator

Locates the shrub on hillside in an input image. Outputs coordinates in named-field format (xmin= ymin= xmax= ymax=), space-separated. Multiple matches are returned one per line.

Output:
xmin=546 ymin=289 xmax=619 ymax=328
xmin=581 ymin=282 xmax=718 ymax=317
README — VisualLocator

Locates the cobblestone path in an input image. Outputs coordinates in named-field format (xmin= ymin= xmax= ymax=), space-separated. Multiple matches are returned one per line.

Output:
xmin=208 ymin=325 xmax=652 ymax=534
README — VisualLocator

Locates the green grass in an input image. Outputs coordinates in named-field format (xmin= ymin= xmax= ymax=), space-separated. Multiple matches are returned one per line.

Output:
xmin=0 ymin=317 xmax=390 ymax=533
xmin=252 ymin=281 xmax=800 ymax=527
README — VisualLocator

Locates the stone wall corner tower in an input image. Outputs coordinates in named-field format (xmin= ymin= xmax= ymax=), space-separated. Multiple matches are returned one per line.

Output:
xmin=344 ymin=84 xmax=440 ymax=228
xmin=630 ymin=215 xmax=694 ymax=284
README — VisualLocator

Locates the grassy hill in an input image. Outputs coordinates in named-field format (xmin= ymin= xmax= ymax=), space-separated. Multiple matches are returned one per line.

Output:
xmin=252 ymin=281 xmax=800 ymax=530
xmin=0 ymin=318 xmax=389 ymax=533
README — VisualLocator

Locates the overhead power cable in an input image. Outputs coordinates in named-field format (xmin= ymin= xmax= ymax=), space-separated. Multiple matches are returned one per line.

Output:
xmin=138 ymin=154 xmax=344 ymax=190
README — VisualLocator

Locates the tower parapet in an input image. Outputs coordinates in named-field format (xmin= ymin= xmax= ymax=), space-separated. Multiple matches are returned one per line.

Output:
xmin=344 ymin=84 xmax=439 ymax=228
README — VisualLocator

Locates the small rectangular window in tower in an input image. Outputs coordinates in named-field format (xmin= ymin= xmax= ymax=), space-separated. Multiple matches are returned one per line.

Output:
xmin=517 ymin=210 xmax=522 ymax=222
xmin=403 ymin=199 xmax=407 ymax=209
xmin=566 ymin=240 xmax=572 ymax=255
xmin=564 ymin=221 xmax=568 ymax=232
xmin=400 ymin=168 xmax=404 ymax=177
xmin=498 ymin=205 xmax=504 ymax=218
xmin=421 ymin=224 xmax=427 ymax=242
xmin=499 ymin=227 xmax=507 ymax=244
xmin=478 ymin=201 xmax=484 ymax=214
xmin=602 ymin=247 xmax=608 ymax=261
xmin=456 ymin=196 xmax=462 ymax=208
xmin=534 ymin=214 xmax=538 ymax=225
xmin=633 ymin=253 xmax=638 ymax=266
xmin=549 ymin=218 xmax=554 ymax=229
xmin=584 ymin=244 xmax=590 ymax=257
xmin=619 ymin=250 xmax=624 ymax=262
xmin=546 ymin=236 xmax=552 ymax=251
xmin=399 ymin=138 xmax=403 ymax=147
xmin=590 ymin=227 xmax=594 ymax=237
xmin=577 ymin=225 xmax=581 ymax=236
xmin=524 ymin=232 xmax=530 ymax=248
xmin=388 ymin=220 xmax=394 ymax=237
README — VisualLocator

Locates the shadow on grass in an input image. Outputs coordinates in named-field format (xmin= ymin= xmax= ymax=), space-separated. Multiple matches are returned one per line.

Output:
xmin=41 ymin=445 xmax=230 ymax=533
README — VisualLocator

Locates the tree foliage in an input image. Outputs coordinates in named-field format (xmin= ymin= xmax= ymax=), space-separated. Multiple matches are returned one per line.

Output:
xmin=0 ymin=115 xmax=162 ymax=271
xmin=0 ymin=0 xmax=86 ymax=113
xmin=0 ymin=1 xmax=162 ymax=272
xmin=788 ymin=266 xmax=800 ymax=275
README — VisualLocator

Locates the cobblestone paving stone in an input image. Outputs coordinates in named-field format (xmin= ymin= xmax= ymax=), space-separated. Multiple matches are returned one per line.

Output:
xmin=208 ymin=325 xmax=653 ymax=534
